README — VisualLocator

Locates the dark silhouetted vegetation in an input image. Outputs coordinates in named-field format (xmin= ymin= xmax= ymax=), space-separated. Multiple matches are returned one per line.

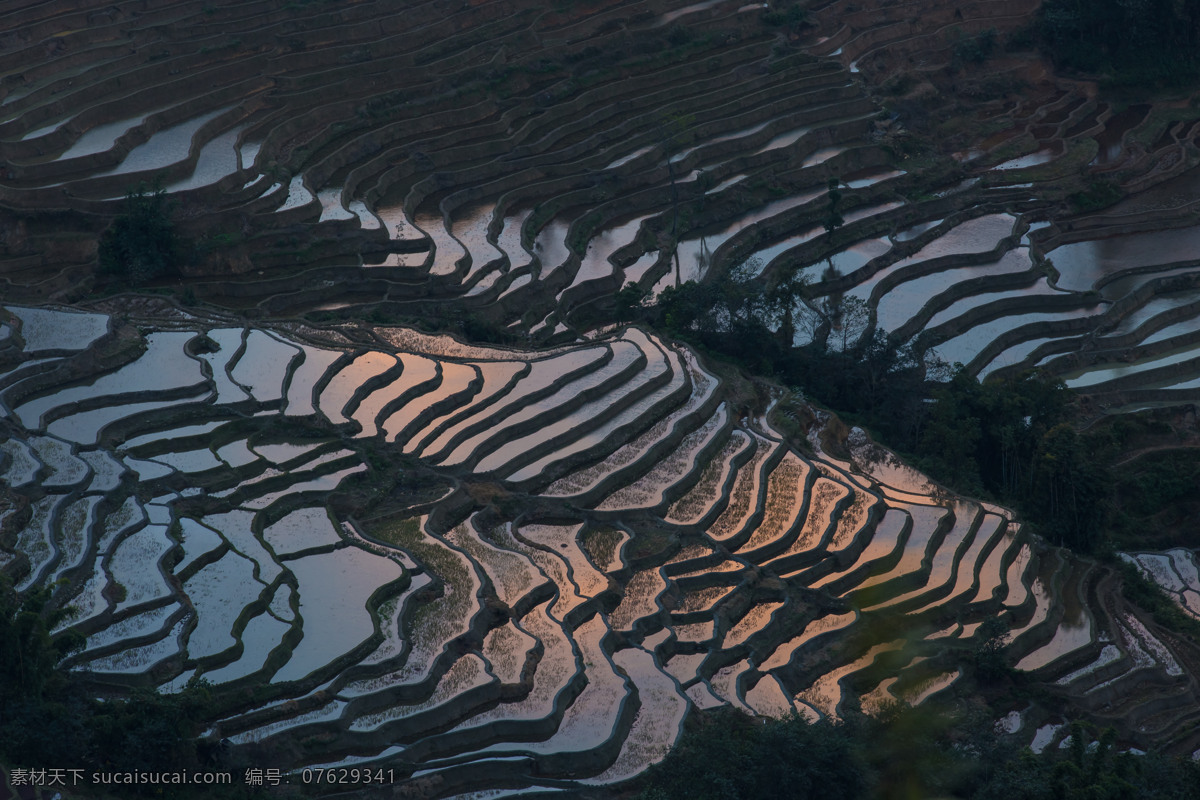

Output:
xmin=0 ymin=583 xmax=83 ymax=701
xmin=918 ymin=368 xmax=1110 ymax=551
xmin=639 ymin=709 xmax=1200 ymax=800
xmin=0 ymin=577 xmax=264 ymax=797
xmin=650 ymin=268 xmax=1115 ymax=551
xmin=975 ymin=721 xmax=1200 ymax=800
xmin=1087 ymin=414 xmax=1200 ymax=551
xmin=638 ymin=708 xmax=869 ymax=800
xmin=1115 ymin=559 xmax=1200 ymax=644
xmin=1069 ymin=179 xmax=1124 ymax=212
xmin=952 ymin=28 xmax=998 ymax=68
xmin=1116 ymin=450 xmax=1200 ymax=519
xmin=823 ymin=177 xmax=845 ymax=238
xmin=1037 ymin=0 xmax=1200 ymax=85
xmin=616 ymin=281 xmax=651 ymax=323
xmin=761 ymin=2 xmax=809 ymax=33
xmin=972 ymin=616 xmax=1012 ymax=680
xmin=98 ymin=184 xmax=182 ymax=285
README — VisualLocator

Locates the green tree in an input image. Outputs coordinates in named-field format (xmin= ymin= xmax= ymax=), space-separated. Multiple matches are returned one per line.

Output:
xmin=654 ymin=111 xmax=697 ymax=285
xmin=973 ymin=616 xmax=1011 ymax=679
xmin=764 ymin=261 xmax=808 ymax=347
xmin=0 ymin=580 xmax=83 ymax=699
xmin=1037 ymin=0 xmax=1200 ymax=84
xmin=615 ymin=280 xmax=650 ymax=323
xmin=823 ymin=177 xmax=845 ymax=236
xmin=98 ymin=184 xmax=182 ymax=284
xmin=830 ymin=294 xmax=870 ymax=353
xmin=822 ymin=177 xmax=846 ymax=278
xmin=639 ymin=709 xmax=870 ymax=800
xmin=971 ymin=722 xmax=1184 ymax=800
xmin=1031 ymin=423 xmax=1108 ymax=550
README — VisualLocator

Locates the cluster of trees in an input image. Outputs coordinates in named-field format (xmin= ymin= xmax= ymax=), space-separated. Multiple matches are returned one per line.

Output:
xmin=98 ymin=185 xmax=182 ymax=285
xmin=761 ymin=2 xmax=809 ymax=32
xmin=649 ymin=261 xmax=1111 ymax=550
xmin=1099 ymin=441 xmax=1200 ymax=552
xmin=638 ymin=708 xmax=1200 ymax=800
xmin=652 ymin=267 xmax=917 ymax=410
xmin=917 ymin=368 xmax=1109 ymax=551
xmin=952 ymin=28 xmax=998 ymax=68
xmin=1037 ymin=0 xmax=1200 ymax=85
xmin=0 ymin=578 xmax=256 ymax=797
xmin=1117 ymin=558 xmax=1200 ymax=642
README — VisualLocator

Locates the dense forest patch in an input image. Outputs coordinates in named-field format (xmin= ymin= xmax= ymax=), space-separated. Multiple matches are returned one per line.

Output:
xmin=1037 ymin=0 xmax=1200 ymax=86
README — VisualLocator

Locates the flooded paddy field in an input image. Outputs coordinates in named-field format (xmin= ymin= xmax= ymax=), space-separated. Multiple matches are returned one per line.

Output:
xmin=6 ymin=0 xmax=1200 ymax=793
xmin=2 ymin=0 xmax=1199 ymax=407
xmin=4 ymin=302 xmax=1200 ymax=793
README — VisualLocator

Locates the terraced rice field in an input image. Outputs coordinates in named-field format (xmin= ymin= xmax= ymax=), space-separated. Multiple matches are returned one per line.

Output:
xmin=4 ymin=301 xmax=1200 ymax=794
xmin=2 ymin=0 xmax=1196 ymax=408
xmin=6 ymin=0 xmax=1200 ymax=793
xmin=1 ymin=0 xmax=1198 ymax=408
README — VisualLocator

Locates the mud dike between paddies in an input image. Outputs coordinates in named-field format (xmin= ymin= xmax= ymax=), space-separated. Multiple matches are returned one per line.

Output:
xmin=4 ymin=301 xmax=1200 ymax=796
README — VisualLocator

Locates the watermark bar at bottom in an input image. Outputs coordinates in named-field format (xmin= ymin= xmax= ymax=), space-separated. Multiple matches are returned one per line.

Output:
xmin=7 ymin=765 xmax=395 ymax=788
xmin=9 ymin=768 xmax=235 ymax=787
